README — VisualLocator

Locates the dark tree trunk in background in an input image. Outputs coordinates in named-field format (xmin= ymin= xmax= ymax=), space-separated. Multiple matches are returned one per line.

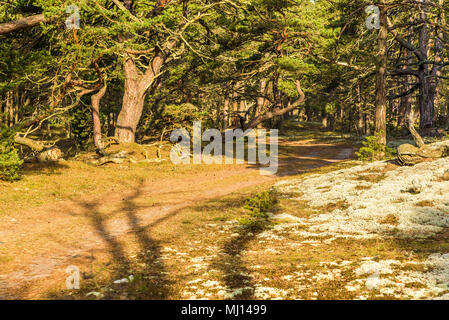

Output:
xmin=397 ymin=48 xmax=413 ymax=127
xmin=417 ymin=1 xmax=436 ymax=130
xmin=356 ymin=84 xmax=364 ymax=135
xmin=231 ymin=82 xmax=241 ymax=127
xmin=223 ymin=98 xmax=230 ymax=129
xmin=375 ymin=2 xmax=387 ymax=145
xmin=255 ymin=79 xmax=267 ymax=128
xmin=305 ymin=105 xmax=312 ymax=122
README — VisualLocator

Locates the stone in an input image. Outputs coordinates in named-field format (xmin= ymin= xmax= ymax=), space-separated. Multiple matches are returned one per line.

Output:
xmin=397 ymin=143 xmax=448 ymax=166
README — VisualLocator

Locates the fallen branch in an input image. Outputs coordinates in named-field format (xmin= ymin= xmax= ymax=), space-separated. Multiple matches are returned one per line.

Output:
xmin=14 ymin=134 xmax=63 ymax=162
xmin=0 ymin=14 xmax=46 ymax=35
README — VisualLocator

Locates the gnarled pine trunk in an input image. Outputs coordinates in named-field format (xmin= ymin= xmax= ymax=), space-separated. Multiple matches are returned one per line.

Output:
xmin=115 ymin=53 xmax=165 ymax=143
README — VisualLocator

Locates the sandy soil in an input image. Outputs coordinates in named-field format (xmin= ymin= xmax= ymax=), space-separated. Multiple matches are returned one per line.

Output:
xmin=0 ymin=138 xmax=354 ymax=299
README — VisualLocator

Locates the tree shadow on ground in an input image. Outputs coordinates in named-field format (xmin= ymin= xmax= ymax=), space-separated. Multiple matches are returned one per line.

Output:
xmin=48 ymin=182 xmax=175 ymax=299
xmin=208 ymin=198 xmax=278 ymax=299
xmin=209 ymin=229 xmax=262 ymax=299
xmin=245 ymin=141 xmax=355 ymax=178
xmin=20 ymin=161 xmax=70 ymax=176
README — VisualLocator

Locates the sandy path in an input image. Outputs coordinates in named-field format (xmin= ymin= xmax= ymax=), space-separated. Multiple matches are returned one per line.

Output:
xmin=0 ymin=141 xmax=354 ymax=299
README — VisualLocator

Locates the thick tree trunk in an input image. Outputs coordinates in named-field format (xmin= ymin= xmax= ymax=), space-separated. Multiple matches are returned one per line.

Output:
xmin=375 ymin=2 xmax=387 ymax=145
xmin=115 ymin=59 xmax=145 ymax=143
xmin=115 ymin=53 xmax=165 ymax=143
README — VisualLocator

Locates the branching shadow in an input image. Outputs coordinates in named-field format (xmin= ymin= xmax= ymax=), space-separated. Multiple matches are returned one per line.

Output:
xmin=54 ymin=182 xmax=175 ymax=299
xmin=21 ymin=161 xmax=70 ymax=176
xmin=210 ymin=230 xmax=261 ymax=299
xmin=207 ymin=196 xmax=277 ymax=300
xmin=120 ymin=188 xmax=174 ymax=299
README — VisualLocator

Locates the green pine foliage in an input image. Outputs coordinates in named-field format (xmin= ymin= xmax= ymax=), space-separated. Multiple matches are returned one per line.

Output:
xmin=70 ymin=106 xmax=93 ymax=151
xmin=0 ymin=126 xmax=23 ymax=181
xmin=356 ymin=131 xmax=396 ymax=161
xmin=239 ymin=189 xmax=278 ymax=230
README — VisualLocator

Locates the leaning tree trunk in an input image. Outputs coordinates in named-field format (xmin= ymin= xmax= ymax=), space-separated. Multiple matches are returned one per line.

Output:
xmin=397 ymin=111 xmax=448 ymax=166
xmin=115 ymin=53 xmax=165 ymax=143
xmin=14 ymin=135 xmax=63 ymax=162
xmin=0 ymin=14 xmax=46 ymax=35
xmin=244 ymin=78 xmax=305 ymax=130
xmin=91 ymin=84 xmax=107 ymax=154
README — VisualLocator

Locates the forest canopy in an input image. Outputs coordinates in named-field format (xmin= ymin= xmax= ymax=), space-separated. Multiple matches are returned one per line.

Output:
xmin=1 ymin=0 xmax=449 ymax=179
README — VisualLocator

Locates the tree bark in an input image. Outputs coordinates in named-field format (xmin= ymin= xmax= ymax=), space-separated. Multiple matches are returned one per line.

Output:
xmin=245 ymin=79 xmax=305 ymax=130
xmin=115 ymin=52 xmax=165 ymax=143
xmin=0 ymin=14 xmax=46 ymax=35
xmin=398 ymin=47 xmax=413 ymax=127
xmin=14 ymin=135 xmax=45 ymax=152
xmin=356 ymin=84 xmax=364 ymax=135
xmin=255 ymin=79 xmax=267 ymax=128
xmin=223 ymin=98 xmax=230 ymax=130
xmin=91 ymin=84 xmax=107 ymax=152
xmin=417 ymin=0 xmax=435 ymax=130
xmin=398 ymin=110 xmax=448 ymax=165
xmin=375 ymin=2 xmax=387 ymax=145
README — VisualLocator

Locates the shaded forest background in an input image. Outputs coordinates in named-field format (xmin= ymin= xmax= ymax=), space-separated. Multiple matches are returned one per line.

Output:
xmin=1 ymin=0 xmax=449 ymax=179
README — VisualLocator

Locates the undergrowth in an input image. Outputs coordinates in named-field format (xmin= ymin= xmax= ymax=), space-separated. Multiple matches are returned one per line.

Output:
xmin=239 ymin=189 xmax=278 ymax=230
xmin=0 ymin=125 xmax=23 ymax=181
xmin=356 ymin=131 xmax=396 ymax=161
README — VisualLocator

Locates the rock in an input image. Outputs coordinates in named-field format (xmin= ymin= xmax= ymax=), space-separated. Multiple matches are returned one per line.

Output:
xmin=442 ymin=170 xmax=449 ymax=181
xmin=37 ymin=147 xmax=63 ymax=162
xmin=397 ymin=143 xmax=449 ymax=166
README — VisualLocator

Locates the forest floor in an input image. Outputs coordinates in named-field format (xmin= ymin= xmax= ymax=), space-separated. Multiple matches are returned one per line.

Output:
xmin=0 ymin=122 xmax=356 ymax=299
xmin=2 ymin=121 xmax=449 ymax=300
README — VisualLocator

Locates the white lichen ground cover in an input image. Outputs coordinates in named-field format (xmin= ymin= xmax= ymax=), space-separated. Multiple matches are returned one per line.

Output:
xmin=276 ymin=158 xmax=449 ymax=241
xmin=271 ymin=158 xmax=449 ymax=299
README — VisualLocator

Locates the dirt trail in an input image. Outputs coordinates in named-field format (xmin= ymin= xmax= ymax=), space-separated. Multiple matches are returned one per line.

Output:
xmin=0 ymin=139 xmax=354 ymax=299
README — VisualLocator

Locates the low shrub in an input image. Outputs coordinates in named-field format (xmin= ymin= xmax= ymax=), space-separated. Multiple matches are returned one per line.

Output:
xmin=0 ymin=126 xmax=23 ymax=181
xmin=356 ymin=131 xmax=396 ymax=161
xmin=239 ymin=189 xmax=278 ymax=230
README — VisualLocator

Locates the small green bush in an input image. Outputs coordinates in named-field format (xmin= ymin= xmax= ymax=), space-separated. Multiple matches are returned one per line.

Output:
xmin=356 ymin=131 xmax=396 ymax=161
xmin=239 ymin=189 xmax=278 ymax=230
xmin=0 ymin=126 xmax=23 ymax=181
